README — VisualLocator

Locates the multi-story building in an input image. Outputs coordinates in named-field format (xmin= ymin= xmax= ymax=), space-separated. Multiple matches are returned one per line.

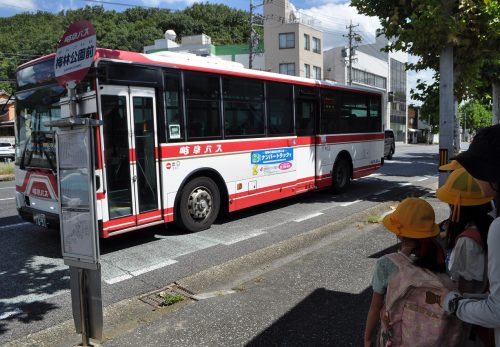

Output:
xmin=263 ymin=0 xmax=323 ymax=78
xmin=323 ymin=35 xmax=408 ymax=142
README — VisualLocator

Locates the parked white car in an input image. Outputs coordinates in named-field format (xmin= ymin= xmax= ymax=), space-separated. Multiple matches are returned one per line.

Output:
xmin=0 ymin=142 xmax=15 ymax=161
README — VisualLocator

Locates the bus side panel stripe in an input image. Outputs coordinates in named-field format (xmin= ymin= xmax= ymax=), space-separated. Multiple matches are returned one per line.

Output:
xmin=137 ymin=211 xmax=162 ymax=225
xmin=353 ymin=164 xmax=381 ymax=179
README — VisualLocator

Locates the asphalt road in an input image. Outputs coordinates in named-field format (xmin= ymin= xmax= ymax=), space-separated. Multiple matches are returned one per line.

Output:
xmin=0 ymin=143 xmax=440 ymax=345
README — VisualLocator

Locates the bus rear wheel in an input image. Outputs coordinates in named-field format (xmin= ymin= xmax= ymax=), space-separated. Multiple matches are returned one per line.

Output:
xmin=176 ymin=177 xmax=220 ymax=232
xmin=331 ymin=157 xmax=350 ymax=193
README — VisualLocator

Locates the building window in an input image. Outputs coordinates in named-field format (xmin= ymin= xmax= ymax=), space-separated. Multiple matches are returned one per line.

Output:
xmin=352 ymin=68 xmax=387 ymax=89
xmin=304 ymin=64 xmax=310 ymax=78
xmin=279 ymin=33 xmax=295 ymax=49
xmin=313 ymin=66 xmax=321 ymax=79
xmin=279 ymin=63 xmax=296 ymax=76
xmin=304 ymin=34 xmax=310 ymax=50
xmin=312 ymin=37 xmax=321 ymax=53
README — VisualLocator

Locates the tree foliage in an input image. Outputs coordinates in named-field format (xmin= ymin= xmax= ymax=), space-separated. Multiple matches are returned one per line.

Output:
xmin=351 ymin=0 xmax=500 ymax=102
xmin=459 ymin=100 xmax=492 ymax=134
xmin=0 ymin=4 xmax=250 ymax=93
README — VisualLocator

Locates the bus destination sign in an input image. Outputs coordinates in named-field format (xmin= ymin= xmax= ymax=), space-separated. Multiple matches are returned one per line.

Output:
xmin=54 ymin=20 xmax=96 ymax=86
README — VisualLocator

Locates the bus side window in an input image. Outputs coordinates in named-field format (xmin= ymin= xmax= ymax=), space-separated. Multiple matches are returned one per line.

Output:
xmin=267 ymin=82 xmax=293 ymax=136
xmin=164 ymin=73 xmax=184 ymax=141
xmin=184 ymin=72 xmax=221 ymax=140
xmin=222 ymin=76 xmax=264 ymax=138
xmin=295 ymin=86 xmax=317 ymax=136
xmin=320 ymin=90 xmax=339 ymax=134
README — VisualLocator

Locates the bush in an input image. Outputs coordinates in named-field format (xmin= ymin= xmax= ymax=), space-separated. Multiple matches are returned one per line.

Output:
xmin=0 ymin=162 xmax=15 ymax=176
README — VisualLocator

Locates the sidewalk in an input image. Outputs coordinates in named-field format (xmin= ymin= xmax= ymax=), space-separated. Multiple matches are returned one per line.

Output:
xmin=5 ymin=189 xmax=448 ymax=347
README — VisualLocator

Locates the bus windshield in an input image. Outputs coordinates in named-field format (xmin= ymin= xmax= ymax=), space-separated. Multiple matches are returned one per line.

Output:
xmin=15 ymin=85 xmax=64 ymax=171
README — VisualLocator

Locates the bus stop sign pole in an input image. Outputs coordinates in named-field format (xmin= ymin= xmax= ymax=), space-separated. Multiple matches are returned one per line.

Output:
xmin=47 ymin=81 xmax=103 ymax=346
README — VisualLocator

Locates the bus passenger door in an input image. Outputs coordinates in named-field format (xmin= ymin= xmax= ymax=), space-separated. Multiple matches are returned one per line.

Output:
xmin=100 ymin=86 xmax=160 ymax=232
xmin=295 ymin=87 xmax=318 ymax=192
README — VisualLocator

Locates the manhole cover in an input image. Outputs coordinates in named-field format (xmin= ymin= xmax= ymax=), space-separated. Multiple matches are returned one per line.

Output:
xmin=140 ymin=282 xmax=197 ymax=308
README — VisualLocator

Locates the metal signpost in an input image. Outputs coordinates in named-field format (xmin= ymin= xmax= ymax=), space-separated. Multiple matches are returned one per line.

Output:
xmin=49 ymin=20 xmax=103 ymax=346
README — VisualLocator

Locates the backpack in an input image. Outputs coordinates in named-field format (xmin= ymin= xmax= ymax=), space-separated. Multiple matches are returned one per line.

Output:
xmin=378 ymin=253 xmax=466 ymax=347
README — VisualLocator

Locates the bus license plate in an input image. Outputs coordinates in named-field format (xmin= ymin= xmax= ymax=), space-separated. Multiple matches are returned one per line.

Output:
xmin=33 ymin=214 xmax=47 ymax=228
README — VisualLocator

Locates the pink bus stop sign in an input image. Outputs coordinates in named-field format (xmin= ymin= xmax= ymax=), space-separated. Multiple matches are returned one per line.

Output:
xmin=54 ymin=20 xmax=96 ymax=87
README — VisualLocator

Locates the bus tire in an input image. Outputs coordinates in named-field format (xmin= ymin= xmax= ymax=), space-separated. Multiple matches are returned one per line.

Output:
xmin=331 ymin=157 xmax=350 ymax=194
xmin=176 ymin=176 xmax=220 ymax=232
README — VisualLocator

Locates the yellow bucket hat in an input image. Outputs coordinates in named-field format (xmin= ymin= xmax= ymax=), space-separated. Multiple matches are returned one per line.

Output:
xmin=439 ymin=160 xmax=462 ymax=172
xmin=436 ymin=167 xmax=493 ymax=222
xmin=382 ymin=197 xmax=440 ymax=239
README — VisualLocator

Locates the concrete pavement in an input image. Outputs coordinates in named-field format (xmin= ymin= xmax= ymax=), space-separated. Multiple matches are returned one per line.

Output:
xmin=4 ymin=187 xmax=449 ymax=347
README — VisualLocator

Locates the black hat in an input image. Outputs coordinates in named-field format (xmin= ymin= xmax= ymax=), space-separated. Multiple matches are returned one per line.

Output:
xmin=455 ymin=124 xmax=500 ymax=182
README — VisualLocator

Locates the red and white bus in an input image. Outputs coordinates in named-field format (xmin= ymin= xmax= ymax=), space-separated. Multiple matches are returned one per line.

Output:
xmin=14 ymin=48 xmax=385 ymax=237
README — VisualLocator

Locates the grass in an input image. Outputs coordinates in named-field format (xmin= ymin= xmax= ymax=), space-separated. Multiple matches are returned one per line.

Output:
xmin=159 ymin=292 xmax=184 ymax=306
xmin=366 ymin=214 xmax=382 ymax=224
xmin=0 ymin=162 xmax=14 ymax=175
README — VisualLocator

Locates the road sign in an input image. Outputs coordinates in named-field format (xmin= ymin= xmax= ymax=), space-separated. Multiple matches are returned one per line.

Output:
xmin=54 ymin=20 xmax=96 ymax=87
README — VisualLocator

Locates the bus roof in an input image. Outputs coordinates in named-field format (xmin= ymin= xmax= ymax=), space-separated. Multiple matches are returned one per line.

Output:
xmin=18 ymin=48 xmax=384 ymax=96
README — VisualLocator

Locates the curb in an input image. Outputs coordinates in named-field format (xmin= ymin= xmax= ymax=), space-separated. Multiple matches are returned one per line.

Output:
xmin=176 ymin=201 xmax=396 ymax=293
xmin=5 ymin=182 xmax=440 ymax=346
xmin=4 ymin=200 xmax=398 ymax=347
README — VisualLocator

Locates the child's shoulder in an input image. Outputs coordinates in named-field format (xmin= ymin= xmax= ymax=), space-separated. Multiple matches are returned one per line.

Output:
xmin=375 ymin=253 xmax=400 ymax=271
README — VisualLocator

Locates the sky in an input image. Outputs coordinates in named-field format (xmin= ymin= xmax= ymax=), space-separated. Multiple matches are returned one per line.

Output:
xmin=0 ymin=0 xmax=434 ymax=103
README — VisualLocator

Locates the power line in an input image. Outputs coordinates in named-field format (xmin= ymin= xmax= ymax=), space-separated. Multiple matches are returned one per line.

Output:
xmin=80 ymin=0 xmax=163 ymax=9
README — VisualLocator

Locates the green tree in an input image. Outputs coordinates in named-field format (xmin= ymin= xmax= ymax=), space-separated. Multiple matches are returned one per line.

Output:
xmin=0 ymin=4 xmax=252 ymax=93
xmin=459 ymin=100 xmax=492 ymax=135
xmin=351 ymin=0 xmax=500 ymax=102
xmin=412 ymin=78 xmax=440 ymax=133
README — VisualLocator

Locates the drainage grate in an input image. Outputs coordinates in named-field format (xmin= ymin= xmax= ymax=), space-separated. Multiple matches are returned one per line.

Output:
xmin=139 ymin=282 xmax=198 ymax=308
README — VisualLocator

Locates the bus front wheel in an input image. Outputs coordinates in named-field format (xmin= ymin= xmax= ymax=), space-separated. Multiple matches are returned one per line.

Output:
xmin=331 ymin=158 xmax=350 ymax=193
xmin=176 ymin=177 xmax=220 ymax=232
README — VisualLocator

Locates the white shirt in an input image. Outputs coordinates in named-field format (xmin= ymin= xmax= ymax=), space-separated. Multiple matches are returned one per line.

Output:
xmin=448 ymin=234 xmax=485 ymax=282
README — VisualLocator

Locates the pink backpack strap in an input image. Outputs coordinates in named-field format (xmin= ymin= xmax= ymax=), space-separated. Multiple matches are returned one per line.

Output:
xmin=386 ymin=252 xmax=412 ymax=270
xmin=457 ymin=227 xmax=483 ymax=247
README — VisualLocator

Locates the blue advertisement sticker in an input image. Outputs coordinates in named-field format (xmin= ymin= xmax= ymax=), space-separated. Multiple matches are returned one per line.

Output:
xmin=251 ymin=148 xmax=293 ymax=164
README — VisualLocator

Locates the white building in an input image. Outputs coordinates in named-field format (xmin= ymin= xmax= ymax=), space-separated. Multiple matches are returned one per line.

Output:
xmin=144 ymin=30 xmax=265 ymax=70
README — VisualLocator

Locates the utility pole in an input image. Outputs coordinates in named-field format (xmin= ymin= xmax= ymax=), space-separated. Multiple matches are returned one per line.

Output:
xmin=249 ymin=0 xmax=263 ymax=69
xmin=438 ymin=0 xmax=456 ymax=187
xmin=343 ymin=21 xmax=361 ymax=85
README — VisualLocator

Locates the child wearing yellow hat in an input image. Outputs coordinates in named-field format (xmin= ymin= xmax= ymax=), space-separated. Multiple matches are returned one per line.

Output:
xmin=364 ymin=197 xmax=446 ymax=347
xmin=440 ymin=124 xmax=500 ymax=346
xmin=436 ymin=167 xmax=494 ymax=293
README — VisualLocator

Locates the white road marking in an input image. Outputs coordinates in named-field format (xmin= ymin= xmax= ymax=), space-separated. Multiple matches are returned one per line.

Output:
xmin=0 ymin=290 xmax=68 ymax=305
xmin=399 ymin=182 xmax=412 ymax=186
xmin=0 ymin=186 xmax=14 ymax=190
xmin=340 ymin=200 xmax=361 ymax=207
xmin=130 ymin=260 xmax=178 ymax=276
xmin=0 ymin=222 xmax=30 ymax=230
xmin=0 ymin=308 xmax=23 ymax=320
xmin=223 ymin=230 xmax=266 ymax=245
xmin=104 ymin=259 xmax=178 ymax=284
xmin=294 ymin=212 xmax=323 ymax=222
xmin=415 ymin=177 xmax=428 ymax=182
xmin=0 ymin=197 xmax=15 ymax=201
xmin=374 ymin=189 xmax=390 ymax=196
xmin=105 ymin=274 xmax=133 ymax=285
